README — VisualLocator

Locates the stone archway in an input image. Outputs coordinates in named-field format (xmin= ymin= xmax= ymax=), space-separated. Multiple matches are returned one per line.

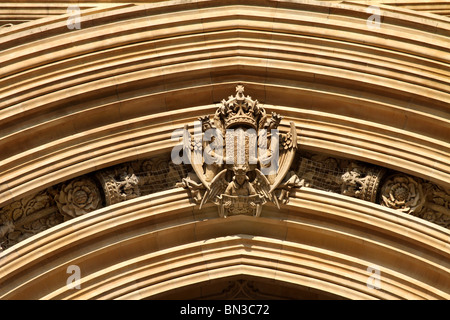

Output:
xmin=0 ymin=0 xmax=449 ymax=300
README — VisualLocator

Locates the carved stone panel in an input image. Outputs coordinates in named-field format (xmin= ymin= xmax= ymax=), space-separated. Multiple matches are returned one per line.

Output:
xmin=380 ymin=174 xmax=425 ymax=214
xmin=54 ymin=177 xmax=102 ymax=218
xmin=96 ymin=165 xmax=140 ymax=206
xmin=0 ymin=191 xmax=61 ymax=250
xmin=294 ymin=153 xmax=386 ymax=203
xmin=339 ymin=162 xmax=386 ymax=203
xmin=132 ymin=156 xmax=188 ymax=196
xmin=379 ymin=174 xmax=449 ymax=228
xmin=176 ymin=85 xmax=298 ymax=217
xmin=420 ymin=184 xmax=450 ymax=228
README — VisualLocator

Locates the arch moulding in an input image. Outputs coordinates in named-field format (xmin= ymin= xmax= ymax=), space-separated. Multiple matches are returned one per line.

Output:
xmin=0 ymin=0 xmax=449 ymax=300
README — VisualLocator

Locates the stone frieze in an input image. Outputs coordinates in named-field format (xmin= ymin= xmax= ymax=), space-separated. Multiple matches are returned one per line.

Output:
xmin=1 ymin=86 xmax=448 ymax=250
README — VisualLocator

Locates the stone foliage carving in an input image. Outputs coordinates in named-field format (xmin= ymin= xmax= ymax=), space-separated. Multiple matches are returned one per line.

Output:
xmin=0 ymin=191 xmax=62 ymax=250
xmin=0 ymin=155 xmax=189 ymax=250
xmin=54 ymin=177 xmax=102 ymax=218
xmin=380 ymin=174 xmax=425 ymax=214
xmin=380 ymin=176 xmax=449 ymax=229
xmin=422 ymin=185 xmax=450 ymax=228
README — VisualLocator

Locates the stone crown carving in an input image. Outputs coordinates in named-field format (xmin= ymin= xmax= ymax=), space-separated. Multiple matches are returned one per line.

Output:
xmin=218 ymin=84 xmax=263 ymax=130
xmin=179 ymin=84 xmax=298 ymax=217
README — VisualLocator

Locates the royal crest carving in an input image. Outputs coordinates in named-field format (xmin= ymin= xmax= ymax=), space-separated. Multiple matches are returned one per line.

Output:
xmin=200 ymin=164 xmax=276 ymax=217
xmin=176 ymin=84 xmax=297 ymax=217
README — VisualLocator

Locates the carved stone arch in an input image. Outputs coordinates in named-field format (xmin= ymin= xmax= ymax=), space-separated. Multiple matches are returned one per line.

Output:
xmin=0 ymin=0 xmax=449 ymax=301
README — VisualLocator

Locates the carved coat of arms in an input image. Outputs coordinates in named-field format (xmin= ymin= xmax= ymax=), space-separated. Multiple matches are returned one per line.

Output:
xmin=175 ymin=85 xmax=297 ymax=217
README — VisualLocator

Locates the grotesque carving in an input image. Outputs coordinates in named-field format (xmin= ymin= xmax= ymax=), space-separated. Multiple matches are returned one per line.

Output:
xmin=178 ymin=84 xmax=297 ymax=217
xmin=276 ymin=170 xmax=306 ymax=204
xmin=117 ymin=170 xmax=139 ymax=201
xmin=177 ymin=171 xmax=205 ymax=204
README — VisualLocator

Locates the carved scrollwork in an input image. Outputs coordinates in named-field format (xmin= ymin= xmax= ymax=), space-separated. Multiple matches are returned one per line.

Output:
xmin=412 ymin=183 xmax=450 ymax=228
xmin=0 ymin=191 xmax=61 ymax=250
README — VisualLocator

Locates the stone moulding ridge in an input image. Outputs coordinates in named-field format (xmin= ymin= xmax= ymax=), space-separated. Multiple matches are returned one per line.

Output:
xmin=0 ymin=187 xmax=448 ymax=300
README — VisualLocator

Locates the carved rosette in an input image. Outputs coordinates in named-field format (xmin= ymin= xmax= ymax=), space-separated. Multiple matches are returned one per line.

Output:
xmin=55 ymin=177 xmax=102 ymax=218
xmin=0 ymin=191 xmax=61 ymax=250
xmin=380 ymin=174 xmax=425 ymax=214
xmin=0 ymin=156 xmax=190 ymax=250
